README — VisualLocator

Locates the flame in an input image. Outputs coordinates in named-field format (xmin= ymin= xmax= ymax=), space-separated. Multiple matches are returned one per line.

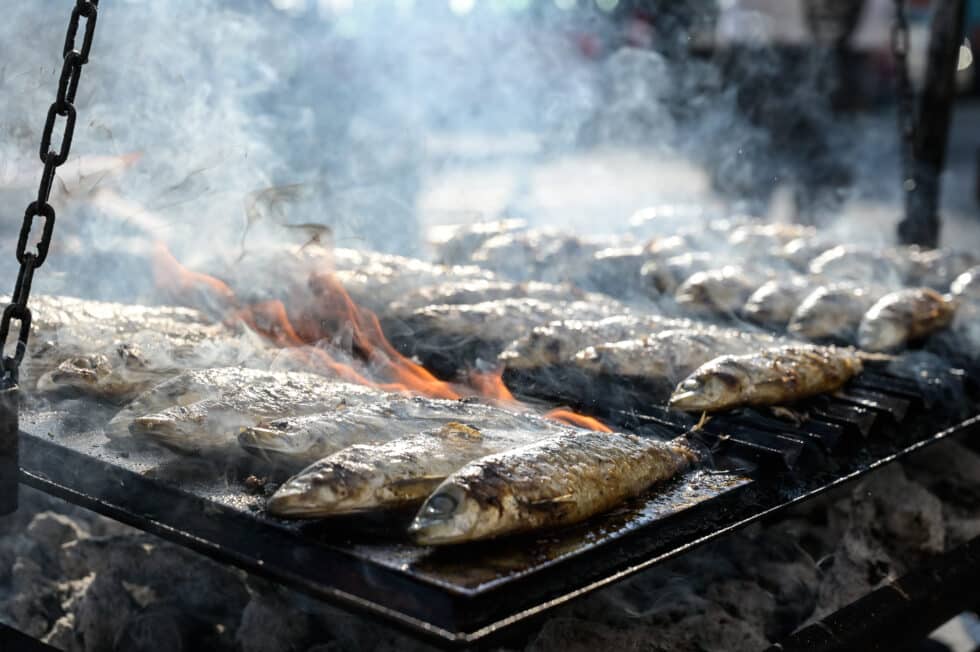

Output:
xmin=545 ymin=409 xmax=613 ymax=433
xmin=152 ymin=243 xmax=612 ymax=431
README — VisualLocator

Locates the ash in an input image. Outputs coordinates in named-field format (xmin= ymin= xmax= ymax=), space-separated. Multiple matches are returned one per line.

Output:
xmin=1 ymin=439 xmax=978 ymax=652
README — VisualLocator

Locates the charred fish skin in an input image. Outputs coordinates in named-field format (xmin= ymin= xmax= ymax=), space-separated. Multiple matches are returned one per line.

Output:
xmin=108 ymin=367 xmax=382 ymax=451
xmin=388 ymin=280 xmax=584 ymax=317
xmin=669 ymin=345 xmax=865 ymax=413
xmin=787 ymin=284 xmax=883 ymax=343
xmin=266 ymin=422 xmax=555 ymax=518
xmin=409 ymin=432 xmax=697 ymax=545
xmin=572 ymin=327 xmax=778 ymax=383
xmin=238 ymin=395 xmax=548 ymax=468
xmin=857 ymin=288 xmax=956 ymax=352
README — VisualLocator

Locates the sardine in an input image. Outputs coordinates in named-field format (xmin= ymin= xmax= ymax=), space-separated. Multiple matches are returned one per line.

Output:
xmin=391 ymin=298 xmax=627 ymax=375
xmin=908 ymin=249 xmax=978 ymax=289
xmin=387 ymin=280 xmax=591 ymax=318
xmin=640 ymin=252 xmax=716 ymax=294
xmin=409 ymin=432 xmax=697 ymax=544
xmin=808 ymin=246 xmax=910 ymax=286
xmin=857 ymin=288 xmax=956 ymax=352
xmin=499 ymin=314 xmax=690 ymax=371
xmin=675 ymin=266 xmax=765 ymax=318
xmin=573 ymin=327 xmax=779 ymax=383
xmin=787 ymin=284 xmax=884 ymax=343
xmin=429 ymin=219 xmax=528 ymax=266
xmin=742 ymin=277 xmax=818 ymax=328
xmin=239 ymin=395 xmax=547 ymax=468
xmin=267 ymin=421 xmax=562 ymax=518
xmin=727 ymin=223 xmax=816 ymax=256
xmin=581 ymin=246 xmax=652 ymax=299
xmin=11 ymin=294 xmax=225 ymax=388
xmin=669 ymin=345 xmax=866 ymax=412
xmin=109 ymin=367 xmax=382 ymax=452
xmin=470 ymin=228 xmax=619 ymax=283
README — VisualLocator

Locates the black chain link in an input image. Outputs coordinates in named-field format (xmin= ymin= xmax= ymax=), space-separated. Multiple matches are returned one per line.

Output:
xmin=0 ymin=0 xmax=100 ymax=385
xmin=892 ymin=0 xmax=917 ymax=188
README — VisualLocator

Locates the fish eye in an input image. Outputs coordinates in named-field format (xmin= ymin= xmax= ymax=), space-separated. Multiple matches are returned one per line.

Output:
xmin=681 ymin=378 xmax=701 ymax=391
xmin=424 ymin=492 xmax=458 ymax=518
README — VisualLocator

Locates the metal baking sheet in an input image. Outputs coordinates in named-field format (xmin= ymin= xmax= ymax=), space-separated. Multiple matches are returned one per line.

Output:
xmin=15 ymin=392 xmax=980 ymax=646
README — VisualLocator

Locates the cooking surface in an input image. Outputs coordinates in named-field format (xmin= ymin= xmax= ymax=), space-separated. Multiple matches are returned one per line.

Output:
xmin=16 ymin=377 xmax=980 ymax=643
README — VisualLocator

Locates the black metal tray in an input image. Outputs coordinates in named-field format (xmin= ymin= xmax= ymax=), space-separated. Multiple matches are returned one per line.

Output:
xmin=15 ymin=389 xmax=980 ymax=646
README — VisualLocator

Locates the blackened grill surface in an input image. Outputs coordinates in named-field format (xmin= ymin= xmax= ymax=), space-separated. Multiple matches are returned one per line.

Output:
xmin=14 ymin=376 xmax=980 ymax=645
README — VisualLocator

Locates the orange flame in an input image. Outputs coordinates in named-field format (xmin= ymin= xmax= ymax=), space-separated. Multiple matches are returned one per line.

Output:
xmin=545 ymin=408 xmax=613 ymax=433
xmin=152 ymin=243 xmax=612 ymax=431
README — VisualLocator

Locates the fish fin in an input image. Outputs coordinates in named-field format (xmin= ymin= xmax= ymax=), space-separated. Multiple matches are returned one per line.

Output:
xmin=695 ymin=412 xmax=711 ymax=430
xmin=856 ymin=351 xmax=895 ymax=363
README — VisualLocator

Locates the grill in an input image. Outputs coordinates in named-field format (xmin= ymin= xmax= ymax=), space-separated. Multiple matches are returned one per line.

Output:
xmin=13 ymin=365 xmax=980 ymax=646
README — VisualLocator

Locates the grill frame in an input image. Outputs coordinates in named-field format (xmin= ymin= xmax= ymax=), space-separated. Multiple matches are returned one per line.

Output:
xmin=15 ymin=378 xmax=980 ymax=646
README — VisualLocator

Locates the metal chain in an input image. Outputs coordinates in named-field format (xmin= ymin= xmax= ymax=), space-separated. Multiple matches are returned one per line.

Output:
xmin=0 ymin=0 xmax=100 ymax=385
xmin=892 ymin=0 xmax=916 ymax=185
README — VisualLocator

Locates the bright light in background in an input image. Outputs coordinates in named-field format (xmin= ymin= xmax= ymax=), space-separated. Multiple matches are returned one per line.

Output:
xmin=449 ymin=0 xmax=476 ymax=15
xmin=271 ymin=0 xmax=306 ymax=11
xmin=554 ymin=0 xmax=576 ymax=9
xmin=508 ymin=0 xmax=531 ymax=10
xmin=596 ymin=0 xmax=619 ymax=12
xmin=958 ymin=39 xmax=973 ymax=71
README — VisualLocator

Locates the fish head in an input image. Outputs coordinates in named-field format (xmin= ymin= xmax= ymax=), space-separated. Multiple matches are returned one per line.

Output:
xmin=266 ymin=457 xmax=377 ymax=518
xmin=669 ymin=360 xmax=751 ymax=412
xmin=129 ymin=400 xmax=252 ymax=453
xmin=408 ymin=480 xmax=486 ymax=545
xmin=36 ymin=353 xmax=116 ymax=394
xmin=857 ymin=315 xmax=904 ymax=352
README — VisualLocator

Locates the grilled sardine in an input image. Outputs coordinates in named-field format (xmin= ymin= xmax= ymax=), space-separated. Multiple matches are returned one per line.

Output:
xmin=499 ymin=314 xmax=689 ymax=371
xmin=857 ymin=288 xmax=956 ymax=352
xmin=742 ymin=277 xmax=817 ymax=328
xmin=409 ymin=432 xmax=697 ymax=544
xmin=640 ymin=252 xmax=716 ymax=295
xmin=267 ymin=421 xmax=561 ymax=518
xmin=675 ymin=266 xmax=765 ymax=318
xmin=808 ymin=246 xmax=910 ymax=286
xmin=109 ymin=367 xmax=382 ymax=452
xmin=787 ymin=284 xmax=884 ymax=343
xmin=239 ymin=395 xmax=546 ymax=468
xmin=669 ymin=345 xmax=866 ymax=412
xmin=573 ymin=327 xmax=778 ymax=383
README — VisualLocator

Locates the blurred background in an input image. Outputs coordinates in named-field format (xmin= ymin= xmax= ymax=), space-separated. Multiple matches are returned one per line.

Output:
xmin=1 ymin=0 xmax=979 ymax=268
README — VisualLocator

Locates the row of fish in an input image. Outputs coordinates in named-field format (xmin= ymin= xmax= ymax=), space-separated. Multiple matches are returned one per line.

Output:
xmin=98 ymin=363 xmax=698 ymax=544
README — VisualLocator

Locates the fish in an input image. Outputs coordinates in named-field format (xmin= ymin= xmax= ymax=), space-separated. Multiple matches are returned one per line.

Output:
xmin=408 ymin=431 xmax=698 ymax=544
xmin=572 ymin=327 xmax=779 ymax=384
xmin=109 ymin=367 xmax=383 ymax=453
xmin=675 ymin=266 xmax=767 ymax=318
xmin=908 ymin=249 xmax=978 ymax=289
xmin=9 ymin=294 xmax=226 ymax=388
xmin=787 ymin=284 xmax=885 ymax=343
xmin=742 ymin=277 xmax=818 ymax=328
xmin=808 ymin=245 xmax=910 ymax=286
xmin=498 ymin=314 xmax=690 ymax=371
xmin=857 ymin=288 xmax=957 ymax=352
xmin=429 ymin=219 xmax=528 ymax=266
xmin=950 ymin=266 xmax=980 ymax=301
xmin=669 ymin=344 xmax=867 ymax=412
xmin=581 ymin=246 xmax=652 ymax=299
xmin=239 ymin=394 xmax=548 ymax=468
xmin=391 ymin=298 xmax=628 ymax=377
xmin=777 ymin=237 xmax=835 ymax=271
xmin=469 ymin=228 xmax=619 ymax=283
xmin=266 ymin=420 xmax=564 ymax=518
xmin=640 ymin=252 xmax=716 ymax=294
xmin=727 ymin=223 xmax=816 ymax=257
xmin=387 ymin=280 xmax=591 ymax=318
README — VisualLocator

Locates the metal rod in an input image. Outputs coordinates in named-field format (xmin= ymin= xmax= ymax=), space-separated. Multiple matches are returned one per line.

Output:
xmin=898 ymin=0 xmax=967 ymax=247
xmin=0 ymin=384 xmax=18 ymax=515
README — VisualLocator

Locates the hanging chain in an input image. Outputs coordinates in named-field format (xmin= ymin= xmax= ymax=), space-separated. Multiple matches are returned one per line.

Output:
xmin=892 ymin=0 xmax=916 ymax=186
xmin=0 ymin=0 xmax=100 ymax=386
